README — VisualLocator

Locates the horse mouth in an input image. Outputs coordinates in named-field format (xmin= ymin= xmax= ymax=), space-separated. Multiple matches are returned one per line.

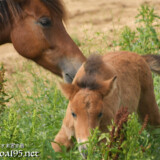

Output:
xmin=78 ymin=144 xmax=88 ymax=159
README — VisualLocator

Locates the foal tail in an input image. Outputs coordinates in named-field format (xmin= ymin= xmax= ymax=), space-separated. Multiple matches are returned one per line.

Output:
xmin=142 ymin=55 xmax=160 ymax=75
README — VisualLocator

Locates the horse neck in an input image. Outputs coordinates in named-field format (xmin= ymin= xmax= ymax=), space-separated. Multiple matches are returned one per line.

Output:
xmin=0 ymin=25 xmax=11 ymax=44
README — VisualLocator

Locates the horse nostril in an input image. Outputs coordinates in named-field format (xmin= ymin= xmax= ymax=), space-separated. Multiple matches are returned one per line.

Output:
xmin=63 ymin=73 xmax=74 ymax=83
xmin=77 ymin=138 xmax=88 ymax=158
xmin=81 ymin=152 xmax=88 ymax=159
xmin=65 ymin=73 xmax=73 ymax=79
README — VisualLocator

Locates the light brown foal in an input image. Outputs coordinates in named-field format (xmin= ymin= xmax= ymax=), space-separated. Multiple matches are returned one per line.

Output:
xmin=52 ymin=51 xmax=160 ymax=156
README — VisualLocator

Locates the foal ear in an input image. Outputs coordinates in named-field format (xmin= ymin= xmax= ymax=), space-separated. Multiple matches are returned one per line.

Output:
xmin=59 ymin=83 xmax=79 ymax=100
xmin=100 ymin=76 xmax=117 ymax=97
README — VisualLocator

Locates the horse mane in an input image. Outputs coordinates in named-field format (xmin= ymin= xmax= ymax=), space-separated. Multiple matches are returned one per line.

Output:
xmin=0 ymin=0 xmax=66 ymax=29
xmin=0 ymin=0 xmax=22 ymax=29
xmin=77 ymin=55 xmax=105 ymax=90
xmin=84 ymin=54 xmax=105 ymax=75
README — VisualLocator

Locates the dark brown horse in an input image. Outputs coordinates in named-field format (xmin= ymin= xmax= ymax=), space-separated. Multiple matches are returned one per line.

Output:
xmin=0 ymin=0 xmax=86 ymax=83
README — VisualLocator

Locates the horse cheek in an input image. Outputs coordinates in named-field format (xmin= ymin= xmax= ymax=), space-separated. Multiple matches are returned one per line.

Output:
xmin=10 ymin=19 xmax=48 ymax=59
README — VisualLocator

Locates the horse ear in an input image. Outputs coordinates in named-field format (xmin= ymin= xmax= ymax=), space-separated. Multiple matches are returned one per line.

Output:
xmin=59 ymin=83 xmax=79 ymax=100
xmin=100 ymin=76 xmax=117 ymax=97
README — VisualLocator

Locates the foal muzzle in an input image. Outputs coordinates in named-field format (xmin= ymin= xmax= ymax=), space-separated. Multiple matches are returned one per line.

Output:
xmin=77 ymin=138 xmax=88 ymax=159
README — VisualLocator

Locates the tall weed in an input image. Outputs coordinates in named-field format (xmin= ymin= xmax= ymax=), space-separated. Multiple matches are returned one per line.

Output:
xmin=117 ymin=5 xmax=160 ymax=54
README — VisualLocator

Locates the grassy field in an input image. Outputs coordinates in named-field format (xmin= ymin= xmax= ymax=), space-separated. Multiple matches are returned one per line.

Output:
xmin=0 ymin=5 xmax=160 ymax=160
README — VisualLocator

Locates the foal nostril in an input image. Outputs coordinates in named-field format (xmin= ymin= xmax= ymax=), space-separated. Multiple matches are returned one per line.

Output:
xmin=78 ymin=139 xmax=88 ymax=159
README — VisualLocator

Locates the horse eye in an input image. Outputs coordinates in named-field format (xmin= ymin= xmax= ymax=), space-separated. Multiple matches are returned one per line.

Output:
xmin=71 ymin=112 xmax=77 ymax=118
xmin=98 ymin=112 xmax=103 ymax=118
xmin=38 ymin=17 xmax=52 ymax=27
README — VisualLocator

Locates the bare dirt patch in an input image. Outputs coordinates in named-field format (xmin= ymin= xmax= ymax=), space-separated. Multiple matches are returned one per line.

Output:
xmin=65 ymin=0 xmax=160 ymax=35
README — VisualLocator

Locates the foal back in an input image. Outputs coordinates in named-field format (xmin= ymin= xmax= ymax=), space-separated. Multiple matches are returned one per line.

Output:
xmin=102 ymin=51 xmax=160 ymax=125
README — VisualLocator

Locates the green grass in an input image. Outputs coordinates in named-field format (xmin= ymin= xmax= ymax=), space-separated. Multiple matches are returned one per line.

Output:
xmin=0 ymin=65 xmax=67 ymax=159
xmin=0 ymin=4 xmax=160 ymax=160
xmin=116 ymin=5 xmax=160 ymax=54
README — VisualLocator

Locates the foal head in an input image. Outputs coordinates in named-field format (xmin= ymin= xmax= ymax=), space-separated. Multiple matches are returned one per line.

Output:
xmin=0 ymin=0 xmax=85 ymax=82
xmin=60 ymin=75 xmax=117 ymax=156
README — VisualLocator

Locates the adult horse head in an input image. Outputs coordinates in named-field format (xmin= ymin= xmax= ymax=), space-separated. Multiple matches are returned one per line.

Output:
xmin=0 ymin=0 xmax=86 ymax=83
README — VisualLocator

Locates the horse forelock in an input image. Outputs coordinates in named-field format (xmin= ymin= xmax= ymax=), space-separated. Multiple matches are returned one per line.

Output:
xmin=0 ymin=0 xmax=66 ymax=29
xmin=77 ymin=75 xmax=102 ymax=91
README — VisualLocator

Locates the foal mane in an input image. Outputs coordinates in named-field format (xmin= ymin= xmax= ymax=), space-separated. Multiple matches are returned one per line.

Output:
xmin=0 ymin=0 xmax=66 ymax=29
xmin=77 ymin=55 xmax=105 ymax=90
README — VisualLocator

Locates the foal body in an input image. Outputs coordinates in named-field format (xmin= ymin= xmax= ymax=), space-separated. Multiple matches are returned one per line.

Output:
xmin=52 ymin=51 xmax=160 ymax=152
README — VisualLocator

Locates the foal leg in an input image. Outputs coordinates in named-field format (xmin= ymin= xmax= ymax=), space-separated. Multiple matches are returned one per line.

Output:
xmin=138 ymin=89 xmax=160 ymax=127
xmin=52 ymin=106 xmax=74 ymax=152
xmin=51 ymin=126 xmax=73 ymax=152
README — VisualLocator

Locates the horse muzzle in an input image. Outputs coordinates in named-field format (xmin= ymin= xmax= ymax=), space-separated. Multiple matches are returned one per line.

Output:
xmin=59 ymin=58 xmax=83 ymax=83
xmin=77 ymin=138 xmax=88 ymax=159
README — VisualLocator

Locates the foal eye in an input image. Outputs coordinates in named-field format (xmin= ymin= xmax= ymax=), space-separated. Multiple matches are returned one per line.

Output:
xmin=98 ymin=112 xmax=103 ymax=118
xmin=71 ymin=112 xmax=77 ymax=118
xmin=37 ymin=17 xmax=52 ymax=28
